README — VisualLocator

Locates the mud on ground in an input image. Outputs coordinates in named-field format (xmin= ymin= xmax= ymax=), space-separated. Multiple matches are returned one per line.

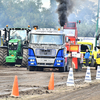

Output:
xmin=0 ymin=66 xmax=99 ymax=100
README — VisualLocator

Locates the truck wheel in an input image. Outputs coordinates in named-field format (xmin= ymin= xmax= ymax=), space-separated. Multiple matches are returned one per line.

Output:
xmin=90 ymin=59 xmax=94 ymax=67
xmin=0 ymin=48 xmax=7 ymax=65
xmin=59 ymin=67 xmax=64 ymax=72
xmin=38 ymin=67 xmax=43 ymax=71
xmin=94 ymin=63 xmax=97 ymax=70
xmin=95 ymin=64 xmax=97 ymax=70
xmin=29 ymin=66 xmax=37 ymax=71
xmin=29 ymin=66 xmax=33 ymax=71
xmin=21 ymin=48 xmax=28 ymax=67
xmin=27 ymin=65 xmax=29 ymax=70
xmin=59 ymin=65 xmax=66 ymax=72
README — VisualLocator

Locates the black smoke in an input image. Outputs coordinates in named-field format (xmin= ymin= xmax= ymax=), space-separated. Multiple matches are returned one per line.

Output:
xmin=56 ymin=0 xmax=74 ymax=26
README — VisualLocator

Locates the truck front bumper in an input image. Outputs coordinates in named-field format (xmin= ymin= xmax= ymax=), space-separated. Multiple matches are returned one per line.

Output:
xmin=28 ymin=57 xmax=65 ymax=67
xmin=6 ymin=56 xmax=16 ymax=63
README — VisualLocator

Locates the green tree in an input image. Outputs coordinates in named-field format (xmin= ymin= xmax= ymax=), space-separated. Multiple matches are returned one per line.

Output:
xmin=78 ymin=23 xmax=96 ymax=37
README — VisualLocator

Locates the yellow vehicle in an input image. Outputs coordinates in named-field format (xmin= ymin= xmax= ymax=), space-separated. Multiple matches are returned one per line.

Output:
xmin=77 ymin=42 xmax=94 ymax=67
xmin=94 ymin=51 xmax=100 ymax=70
xmin=93 ymin=34 xmax=100 ymax=69
xmin=93 ymin=2 xmax=100 ymax=70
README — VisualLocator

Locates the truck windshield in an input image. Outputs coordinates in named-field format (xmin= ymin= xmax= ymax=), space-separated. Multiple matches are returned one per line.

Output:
xmin=10 ymin=30 xmax=27 ymax=41
xmin=30 ymin=34 xmax=64 ymax=45
xmin=87 ymin=45 xmax=92 ymax=50
xmin=64 ymin=29 xmax=75 ymax=36
xmin=81 ymin=44 xmax=91 ymax=52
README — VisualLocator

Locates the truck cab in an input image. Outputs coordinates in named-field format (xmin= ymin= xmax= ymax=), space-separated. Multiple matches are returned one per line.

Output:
xmin=77 ymin=41 xmax=94 ymax=67
xmin=0 ymin=26 xmax=31 ymax=66
xmin=63 ymin=22 xmax=82 ymax=71
xmin=28 ymin=28 xmax=68 ymax=72
xmin=93 ymin=34 xmax=100 ymax=69
xmin=5 ymin=28 xmax=28 ymax=64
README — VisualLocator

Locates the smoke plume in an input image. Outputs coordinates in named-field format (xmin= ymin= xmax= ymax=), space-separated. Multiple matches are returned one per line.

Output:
xmin=56 ymin=0 xmax=74 ymax=26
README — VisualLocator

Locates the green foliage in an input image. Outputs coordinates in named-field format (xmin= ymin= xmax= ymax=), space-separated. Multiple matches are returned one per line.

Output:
xmin=0 ymin=0 xmax=59 ymax=28
xmin=0 ymin=0 xmax=98 ymax=37
xmin=68 ymin=0 xmax=98 ymax=37
xmin=78 ymin=23 xmax=96 ymax=37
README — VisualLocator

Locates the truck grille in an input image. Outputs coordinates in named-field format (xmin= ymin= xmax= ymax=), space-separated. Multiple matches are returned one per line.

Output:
xmin=9 ymin=43 xmax=18 ymax=50
xmin=35 ymin=49 xmax=56 ymax=56
xmin=37 ymin=63 xmax=54 ymax=66
xmin=37 ymin=56 xmax=55 ymax=58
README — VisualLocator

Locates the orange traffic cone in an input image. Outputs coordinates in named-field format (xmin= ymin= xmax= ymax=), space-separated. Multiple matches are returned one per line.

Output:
xmin=11 ymin=75 xmax=19 ymax=97
xmin=48 ymin=72 xmax=54 ymax=90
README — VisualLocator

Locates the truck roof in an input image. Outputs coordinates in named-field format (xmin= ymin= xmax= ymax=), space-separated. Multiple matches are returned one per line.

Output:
xmin=9 ymin=39 xmax=20 ymax=43
xmin=30 ymin=28 xmax=65 ymax=35
xmin=77 ymin=41 xmax=93 ymax=45
xmin=8 ymin=28 xmax=29 ymax=30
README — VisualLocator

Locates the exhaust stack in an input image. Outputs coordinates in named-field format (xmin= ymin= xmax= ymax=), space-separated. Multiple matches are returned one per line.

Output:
xmin=60 ymin=26 xmax=64 ymax=31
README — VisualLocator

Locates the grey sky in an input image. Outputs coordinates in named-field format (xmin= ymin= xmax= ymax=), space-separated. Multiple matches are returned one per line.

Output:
xmin=41 ymin=0 xmax=50 ymax=8
xmin=41 ymin=0 xmax=98 ymax=8
xmin=89 ymin=0 xmax=98 ymax=4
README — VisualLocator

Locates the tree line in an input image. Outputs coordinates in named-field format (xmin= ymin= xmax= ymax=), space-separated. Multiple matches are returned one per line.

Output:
xmin=0 ymin=0 xmax=98 ymax=37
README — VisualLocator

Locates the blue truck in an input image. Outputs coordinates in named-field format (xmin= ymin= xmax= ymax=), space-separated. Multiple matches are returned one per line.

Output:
xmin=27 ymin=28 xmax=69 ymax=72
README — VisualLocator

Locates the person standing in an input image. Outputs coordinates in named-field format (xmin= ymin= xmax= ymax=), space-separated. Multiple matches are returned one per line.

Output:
xmin=84 ymin=49 xmax=90 ymax=67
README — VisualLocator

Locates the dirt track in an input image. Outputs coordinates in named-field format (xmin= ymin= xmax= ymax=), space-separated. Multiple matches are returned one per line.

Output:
xmin=0 ymin=66 xmax=100 ymax=100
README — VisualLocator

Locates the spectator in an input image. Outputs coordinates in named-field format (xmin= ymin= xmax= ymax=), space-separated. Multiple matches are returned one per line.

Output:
xmin=84 ymin=49 xmax=90 ymax=67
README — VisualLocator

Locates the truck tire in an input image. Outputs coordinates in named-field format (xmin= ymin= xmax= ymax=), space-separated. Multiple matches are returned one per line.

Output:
xmin=94 ymin=62 xmax=97 ymax=70
xmin=21 ymin=48 xmax=28 ymax=67
xmin=0 ymin=48 xmax=7 ymax=65
xmin=59 ymin=63 xmax=67 ymax=72
xmin=59 ymin=67 xmax=65 ymax=72
xmin=29 ymin=66 xmax=37 ymax=71
xmin=90 ymin=58 xmax=94 ymax=67
xmin=29 ymin=66 xmax=33 ymax=71
xmin=38 ymin=67 xmax=43 ymax=71
xmin=95 ymin=64 xmax=97 ymax=70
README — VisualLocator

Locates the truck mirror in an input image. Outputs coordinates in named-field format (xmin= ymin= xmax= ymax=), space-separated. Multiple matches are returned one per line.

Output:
xmin=66 ymin=37 xmax=69 ymax=42
xmin=76 ymin=39 xmax=80 ymax=41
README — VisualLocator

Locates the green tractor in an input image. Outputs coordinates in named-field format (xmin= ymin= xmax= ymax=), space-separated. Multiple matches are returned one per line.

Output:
xmin=0 ymin=25 xmax=31 ymax=67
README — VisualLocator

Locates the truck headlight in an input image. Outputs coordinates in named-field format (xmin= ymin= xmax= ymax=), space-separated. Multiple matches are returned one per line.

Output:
xmin=32 ymin=59 xmax=35 ymax=61
xmin=57 ymin=60 xmax=62 ymax=62
xmin=30 ymin=59 xmax=33 ymax=61
xmin=31 ymin=63 xmax=34 ymax=65
xmin=30 ymin=59 xmax=35 ymax=61
xmin=14 ymin=43 xmax=17 ymax=45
